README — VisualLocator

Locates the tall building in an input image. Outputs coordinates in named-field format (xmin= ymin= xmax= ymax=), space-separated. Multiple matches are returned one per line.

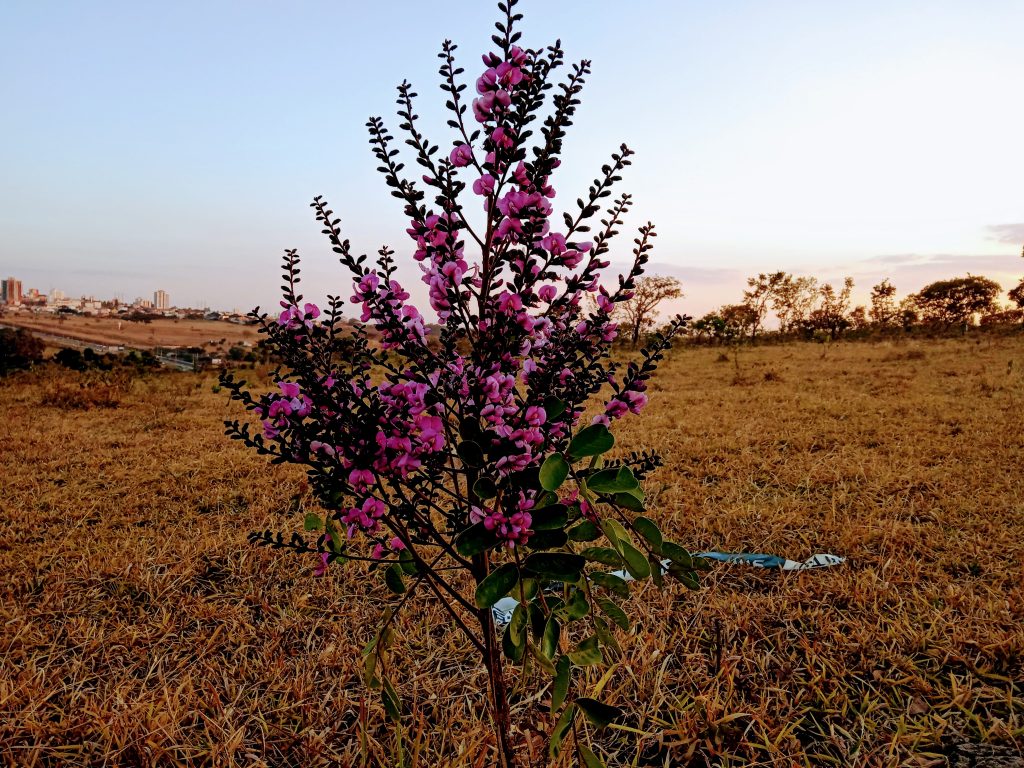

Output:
xmin=2 ymin=277 xmax=22 ymax=305
xmin=154 ymin=290 xmax=170 ymax=310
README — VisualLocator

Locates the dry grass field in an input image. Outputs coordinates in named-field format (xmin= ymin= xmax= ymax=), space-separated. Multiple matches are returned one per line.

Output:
xmin=1 ymin=336 xmax=1022 ymax=767
xmin=0 ymin=315 xmax=258 ymax=350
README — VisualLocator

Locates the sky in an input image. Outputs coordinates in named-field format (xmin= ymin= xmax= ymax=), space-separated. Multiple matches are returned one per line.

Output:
xmin=1 ymin=0 xmax=1022 ymax=317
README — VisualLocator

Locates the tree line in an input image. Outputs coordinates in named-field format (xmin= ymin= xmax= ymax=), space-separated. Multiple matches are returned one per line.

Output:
xmin=615 ymin=248 xmax=1024 ymax=346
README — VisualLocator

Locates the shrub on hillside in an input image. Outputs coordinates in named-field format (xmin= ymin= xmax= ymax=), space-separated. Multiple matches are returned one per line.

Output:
xmin=40 ymin=369 xmax=134 ymax=410
xmin=0 ymin=328 xmax=44 ymax=376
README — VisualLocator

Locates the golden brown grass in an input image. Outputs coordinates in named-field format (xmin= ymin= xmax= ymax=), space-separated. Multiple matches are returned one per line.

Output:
xmin=1 ymin=336 xmax=1022 ymax=767
xmin=1 ymin=315 xmax=258 ymax=350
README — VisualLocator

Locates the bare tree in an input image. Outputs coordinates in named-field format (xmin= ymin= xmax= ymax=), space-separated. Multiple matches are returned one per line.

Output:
xmin=618 ymin=276 xmax=683 ymax=348
xmin=869 ymin=278 xmax=899 ymax=326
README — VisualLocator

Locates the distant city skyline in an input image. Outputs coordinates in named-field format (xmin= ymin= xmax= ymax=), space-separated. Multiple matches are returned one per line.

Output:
xmin=2 ymin=1 xmax=1022 ymax=318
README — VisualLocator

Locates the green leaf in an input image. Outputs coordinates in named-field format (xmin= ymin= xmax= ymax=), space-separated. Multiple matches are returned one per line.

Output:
xmin=600 ymin=518 xmax=629 ymax=551
xmin=576 ymin=697 xmax=623 ymax=729
xmin=549 ymin=703 xmax=576 ymax=758
xmin=456 ymin=440 xmax=484 ymax=467
xmin=534 ymin=490 xmax=559 ymax=508
xmin=568 ymin=424 xmax=614 ymax=459
xmin=529 ymin=640 xmax=557 ymax=675
xmin=472 ymin=476 xmax=498 ymax=500
xmin=541 ymin=615 xmax=561 ymax=659
xmin=324 ymin=517 xmax=345 ymax=555
xmin=568 ymin=634 xmax=603 ymax=666
xmin=517 ymin=578 xmax=539 ymax=602
xmin=303 ymin=512 xmax=322 ymax=531
xmin=563 ymin=587 xmax=590 ymax=621
xmin=362 ymin=647 xmax=380 ymax=688
xmin=475 ymin=563 xmax=519 ymax=608
xmin=502 ymin=612 xmax=526 ymax=663
xmin=597 ymin=596 xmax=630 ymax=630
xmin=620 ymin=541 xmax=652 ymax=580
xmin=580 ymin=744 xmax=606 ymax=768
xmin=523 ymin=552 xmax=586 ymax=581
xmin=581 ymin=547 xmax=623 ymax=567
xmin=539 ymin=453 xmax=570 ymax=492
xmin=381 ymin=677 xmax=401 ymax=722
xmin=616 ymin=466 xmax=639 ymax=488
xmin=399 ymin=549 xmax=418 ymax=575
xmin=543 ymin=395 xmax=566 ymax=422
xmin=633 ymin=516 xmax=663 ymax=550
xmin=593 ymin=616 xmax=621 ymax=654
xmin=590 ymin=572 xmax=630 ymax=598
xmin=552 ymin=655 xmax=570 ymax=711
xmin=384 ymin=563 xmax=406 ymax=595
xmin=568 ymin=520 xmax=601 ymax=542
xmin=528 ymin=603 xmax=547 ymax=640
xmin=649 ymin=554 xmax=665 ymax=588
xmin=455 ymin=522 xmax=499 ymax=557
xmin=531 ymin=504 xmax=568 ymax=531
xmin=666 ymin=562 xmax=701 ymax=590
xmin=662 ymin=541 xmax=693 ymax=569
xmin=526 ymin=529 xmax=568 ymax=551
xmin=614 ymin=490 xmax=646 ymax=512
xmin=588 ymin=466 xmax=639 ymax=494
xmin=509 ymin=603 xmax=527 ymax=636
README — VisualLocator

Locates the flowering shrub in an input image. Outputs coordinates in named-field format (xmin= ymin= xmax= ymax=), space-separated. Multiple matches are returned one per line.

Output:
xmin=221 ymin=2 xmax=701 ymax=764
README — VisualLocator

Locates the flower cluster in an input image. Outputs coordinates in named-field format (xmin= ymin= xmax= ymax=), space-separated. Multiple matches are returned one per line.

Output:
xmin=471 ymin=491 xmax=536 ymax=547
xmin=278 ymin=301 xmax=320 ymax=331
xmin=472 ymin=46 xmax=527 ymax=124
xmin=407 ymin=212 xmax=469 ymax=321
xmin=351 ymin=273 xmax=427 ymax=348
xmin=223 ymin=7 xmax=693 ymax=764
xmin=256 ymin=380 xmax=311 ymax=439
xmin=225 ymin=7 xmax=683 ymax=598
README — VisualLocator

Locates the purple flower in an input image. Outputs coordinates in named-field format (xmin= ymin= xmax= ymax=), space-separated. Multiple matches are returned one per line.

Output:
xmin=450 ymin=143 xmax=474 ymax=167
xmin=473 ymin=174 xmax=496 ymax=197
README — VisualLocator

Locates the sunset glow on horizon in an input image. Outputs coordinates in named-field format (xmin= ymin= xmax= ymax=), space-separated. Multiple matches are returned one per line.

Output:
xmin=2 ymin=0 xmax=1021 ymax=317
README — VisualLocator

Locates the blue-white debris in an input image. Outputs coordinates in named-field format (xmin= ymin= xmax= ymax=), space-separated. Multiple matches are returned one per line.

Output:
xmin=490 ymin=551 xmax=845 ymax=628
xmin=693 ymin=552 xmax=845 ymax=571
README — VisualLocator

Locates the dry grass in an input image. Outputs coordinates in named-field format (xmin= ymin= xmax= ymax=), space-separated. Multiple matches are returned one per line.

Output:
xmin=1 ymin=315 xmax=258 ymax=350
xmin=1 ymin=336 xmax=1022 ymax=767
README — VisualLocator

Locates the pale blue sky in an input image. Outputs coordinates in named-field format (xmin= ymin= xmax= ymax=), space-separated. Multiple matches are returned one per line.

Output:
xmin=2 ymin=0 xmax=1022 ymax=315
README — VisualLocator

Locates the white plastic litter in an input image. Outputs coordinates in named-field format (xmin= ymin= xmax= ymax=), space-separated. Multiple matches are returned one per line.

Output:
xmin=490 ymin=551 xmax=845 ymax=628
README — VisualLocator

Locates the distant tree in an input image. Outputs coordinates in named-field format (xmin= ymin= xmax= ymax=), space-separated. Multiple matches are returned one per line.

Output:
xmin=980 ymin=308 xmax=1024 ymax=326
xmin=719 ymin=302 xmax=759 ymax=340
xmin=618 ymin=275 xmax=683 ymax=348
xmin=898 ymin=296 xmax=919 ymax=331
xmin=1009 ymin=244 xmax=1024 ymax=308
xmin=54 ymin=348 xmax=86 ymax=371
xmin=869 ymin=279 xmax=899 ymax=327
xmin=690 ymin=312 xmax=729 ymax=344
xmin=742 ymin=271 xmax=787 ymax=341
xmin=0 ymin=328 xmax=44 ymax=375
xmin=913 ymin=275 xmax=1001 ymax=328
xmin=1010 ymin=281 xmax=1024 ymax=309
xmin=848 ymin=305 xmax=869 ymax=332
xmin=807 ymin=277 xmax=854 ymax=340
xmin=771 ymin=275 xmax=818 ymax=334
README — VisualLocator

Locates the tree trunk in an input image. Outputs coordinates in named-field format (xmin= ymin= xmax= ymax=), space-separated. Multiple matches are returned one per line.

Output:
xmin=474 ymin=553 xmax=517 ymax=768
